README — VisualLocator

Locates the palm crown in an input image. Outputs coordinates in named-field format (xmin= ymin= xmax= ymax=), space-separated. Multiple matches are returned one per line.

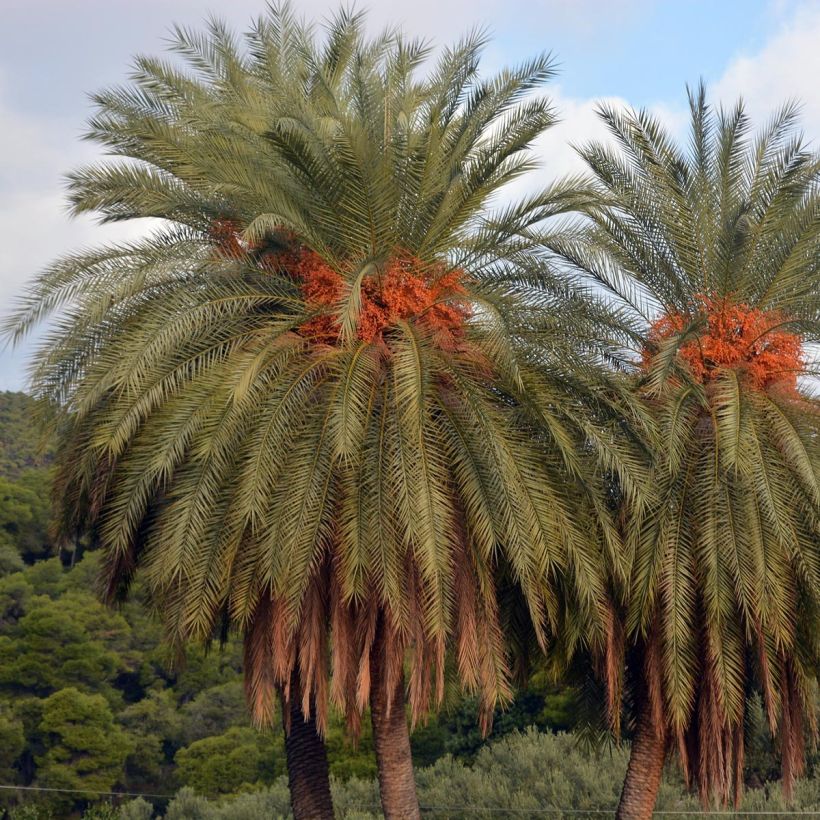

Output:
xmin=6 ymin=8 xmax=638 ymax=735
xmin=556 ymin=86 xmax=820 ymax=805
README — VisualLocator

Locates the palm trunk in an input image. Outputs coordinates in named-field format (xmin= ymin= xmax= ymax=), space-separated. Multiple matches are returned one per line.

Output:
xmin=281 ymin=668 xmax=334 ymax=820
xmin=616 ymin=697 xmax=668 ymax=820
xmin=370 ymin=624 xmax=421 ymax=820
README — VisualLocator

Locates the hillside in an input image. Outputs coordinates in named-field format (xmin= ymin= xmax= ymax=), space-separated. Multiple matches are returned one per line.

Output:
xmin=0 ymin=393 xmax=52 ymax=477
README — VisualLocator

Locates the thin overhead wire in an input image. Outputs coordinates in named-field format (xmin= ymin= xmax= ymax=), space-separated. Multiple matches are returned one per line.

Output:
xmin=0 ymin=784 xmax=817 ymax=816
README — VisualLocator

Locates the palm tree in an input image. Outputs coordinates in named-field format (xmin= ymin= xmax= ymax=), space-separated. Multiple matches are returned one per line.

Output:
xmin=553 ymin=86 xmax=820 ymax=818
xmin=5 ymin=7 xmax=640 ymax=817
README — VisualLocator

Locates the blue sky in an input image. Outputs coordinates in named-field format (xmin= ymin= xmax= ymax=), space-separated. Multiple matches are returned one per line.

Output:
xmin=493 ymin=1 xmax=780 ymax=102
xmin=2 ymin=0 xmax=819 ymax=389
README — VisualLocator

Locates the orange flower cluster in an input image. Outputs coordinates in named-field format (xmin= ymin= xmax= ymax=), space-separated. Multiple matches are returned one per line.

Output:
xmin=288 ymin=249 xmax=470 ymax=347
xmin=643 ymin=293 xmax=803 ymax=392
xmin=208 ymin=219 xmax=470 ymax=347
xmin=288 ymin=249 xmax=345 ymax=343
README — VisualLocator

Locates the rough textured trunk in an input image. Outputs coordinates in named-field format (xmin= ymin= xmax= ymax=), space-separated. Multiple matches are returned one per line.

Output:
xmin=616 ymin=698 xmax=668 ymax=820
xmin=281 ymin=668 xmax=334 ymax=820
xmin=370 ymin=627 xmax=421 ymax=820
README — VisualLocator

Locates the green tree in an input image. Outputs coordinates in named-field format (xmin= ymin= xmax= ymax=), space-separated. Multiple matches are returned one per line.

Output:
xmin=0 ymin=706 xmax=25 ymax=781
xmin=0 ymin=471 xmax=52 ymax=569
xmin=5 ymin=6 xmax=639 ymax=818
xmin=119 ymin=690 xmax=183 ymax=796
xmin=166 ymin=644 xmax=244 ymax=705
xmin=556 ymin=86 xmax=820 ymax=818
xmin=35 ymin=688 xmax=133 ymax=810
xmin=0 ymin=542 xmax=25 ymax=576
xmin=0 ymin=392 xmax=55 ymax=573
xmin=0 ymin=572 xmax=31 ymax=627
xmin=0 ymin=392 xmax=52 ymax=477
xmin=174 ymin=726 xmax=283 ymax=795
xmin=117 ymin=798 xmax=154 ymax=820
xmin=178 ymin=681 xmax=248 ymax=746
xmin=0 ymin=593 xmax=128 ymax=703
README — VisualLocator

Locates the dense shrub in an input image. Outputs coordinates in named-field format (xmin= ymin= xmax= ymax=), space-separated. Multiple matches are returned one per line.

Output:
xmin=98 ymin=730 xmax=820 ymax=819
xmin=173 ymin=728 xmax=282 ymax=795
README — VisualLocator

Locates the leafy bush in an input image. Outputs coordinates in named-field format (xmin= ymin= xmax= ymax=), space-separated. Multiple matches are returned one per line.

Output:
xmin=81 ymin=804 xmax=120 ymax=820
xmin=173 ymin=727 xmax=282 ymax=795
xmin=8 ymin=806 xmax=53 ymax=820
xmin=117 ymin=798 xmax=154 ymax=820
xmin=76 ymin=729 xmax=820 ymax=819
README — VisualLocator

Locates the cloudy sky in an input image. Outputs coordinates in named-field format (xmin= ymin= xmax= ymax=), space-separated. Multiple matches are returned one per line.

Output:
xmin=2 ymin=0 xmax=819 ymax=389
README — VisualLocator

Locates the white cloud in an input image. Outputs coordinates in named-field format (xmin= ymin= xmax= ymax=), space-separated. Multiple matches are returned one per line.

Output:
xmin=117 ymin=0 xmax=645 ymax=42
xmin=0 ymin=77 xmax=153 ymax=390
xmin=504 ymin=89 xmax=697 ymax=206
xmin=498 ymin=89 xmax=623 ymax=205
xmin=0 ymin=72 xmax=152 ymax=302
xmin=520 ymin=0 xmax=820 ymax=202
xmin=539 ymin=92 xmax=620 ymax=179
xmin=714 ymin=2 xmax=820 ymax=140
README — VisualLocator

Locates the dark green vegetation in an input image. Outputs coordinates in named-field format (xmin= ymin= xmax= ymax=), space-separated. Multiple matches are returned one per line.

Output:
xmin=0 ymin=391 xmax=816 ymax=817
xmin=0 ymin=393 xmax=54 ymax=575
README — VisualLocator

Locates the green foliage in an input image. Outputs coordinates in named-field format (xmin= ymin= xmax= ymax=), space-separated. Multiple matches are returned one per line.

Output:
xmin=8 ymin=806 xmax=54 ymax=820
xmin=0 ymin=542 xmax=25 ymax=575
xmin=168 ymin=646 xmax=243 ymax=705
xmin=0 ymin=541 xmax=287 ymax=813
xmin=0 ymin=394 xmax=55 ymax=575
xmin=161 ymin=783 xmax=297 ymax=820
xmin=82 ymin=804 xmax=120 ymax=820
xmin=324 ymin=720 xmax=378 ymax=781
xmin=0 ymin=471 xmax=53 ymax=567
xmin=0 ymin=393 xmax=52 ymax=477
xmin=36 ymin=689 xmax=133 ymax=796
xmin=121 ymin=690 xmax=183 ymax=744
xmin=174 ymin=727 xmax=282 ymax=796
xmin=161 ymin=788 xmax=212 ymax=820
xmin=0 ymin=592 xmax=128 ymax=701
xmin=118 ymin=691 xmax=180 ymax=796
xmin=412 ymin=676 xmax=577 ymax=765
xmin=178 ymin=682 xmax=247 ymax=746
xmin=79 ymin=730 xmax=820 ymax=819
xmin=116 ymin=798 xmax=154 ymax=820
xmin=0 ymin=706 xmax=25 ymax=778
xmin=0 ymin=573 xmax=32 ymax=627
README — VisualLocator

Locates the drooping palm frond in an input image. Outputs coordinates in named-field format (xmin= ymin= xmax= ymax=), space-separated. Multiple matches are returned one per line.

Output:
xmin=553 ymin=83 xmax=820 ymax=806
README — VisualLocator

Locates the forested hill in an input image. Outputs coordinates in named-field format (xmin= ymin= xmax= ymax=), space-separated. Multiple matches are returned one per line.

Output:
xmin=0 ymin=392 xmax=51 ymax=477
xmin=0 ymin=393 xmax=53 ymax=575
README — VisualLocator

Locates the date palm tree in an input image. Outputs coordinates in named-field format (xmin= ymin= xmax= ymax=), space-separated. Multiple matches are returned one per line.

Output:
xmin=5 ymin=7 xmax=642 ymax=817
xmin=553 ymin=86 xmax=820 ymax=819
